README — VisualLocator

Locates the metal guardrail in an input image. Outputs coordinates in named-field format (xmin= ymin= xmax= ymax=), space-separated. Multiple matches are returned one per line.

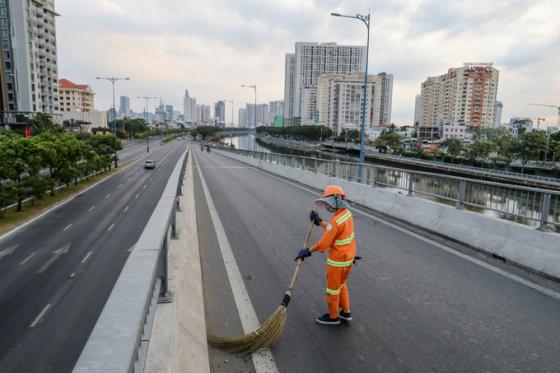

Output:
xmin=221 ymin=147 xmax=560 ymax=231
xmin=73 ymin=148 xmax=188 ymax=373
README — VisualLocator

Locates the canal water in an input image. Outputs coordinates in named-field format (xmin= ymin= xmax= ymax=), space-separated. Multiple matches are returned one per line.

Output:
xmin=224 ymin=134 xmax=559 ymax=232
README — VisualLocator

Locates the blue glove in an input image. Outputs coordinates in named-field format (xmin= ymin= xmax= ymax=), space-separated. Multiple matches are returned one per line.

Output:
xmin=295 ymin=248 xmax=311 ymax=261
xmin=309 ymin=210 xmax=322 ymax=226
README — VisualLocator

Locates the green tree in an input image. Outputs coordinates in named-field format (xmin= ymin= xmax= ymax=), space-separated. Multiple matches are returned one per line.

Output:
xmin=376 ymin=131 xmax=403 ymax=154
xmin=467 ymin=140 xmax=495 ymax=161
xmin=28 ymin=113 xmax=63 ymax=136
xmin=441 ymin=138 xmax=464 ymax=157
xmin=512 ymin=130 xmax=548 ymax=171
xmin=495 ymin=135 xmax=515 ymax=165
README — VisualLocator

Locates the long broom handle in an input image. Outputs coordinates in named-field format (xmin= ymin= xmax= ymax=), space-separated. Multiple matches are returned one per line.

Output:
xmin=286 ymin=220 xmax=314 ymax=293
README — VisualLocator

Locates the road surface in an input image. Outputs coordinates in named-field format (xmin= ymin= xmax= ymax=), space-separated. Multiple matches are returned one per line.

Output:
xmin=194 ymin=147 xmax=560 ymax=373
xmin=0 ymin=140 xmax=187 ymax=372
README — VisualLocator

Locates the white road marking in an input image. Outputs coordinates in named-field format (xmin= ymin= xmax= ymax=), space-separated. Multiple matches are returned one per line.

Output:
xmin=195 ymin=156 xmax=279 ymax=373
xmin=124 ymin=206 xmax=129 ymax=213
xmin=37 ymin=244 xmax=71 ymax=274
xmin=88 ymin=205 xmax=95 ymax=212
xmin=105 ymin=194 xmax=111 ymax=198
xmin=143 ymin=184 xmax=147 ymax=189
xmin=135 ymin=193 xmax=140 ymax=199
xmin=0 ymin=244 xmax=18 ymax=260
xmin=19 ymin=251 xmax=36 ymax=265
xmin=149 ymin=177 xmax=153 ymax=181
xmin=118 ymin=184 xmax=123 ymax=188
xmin=249 ymin=162 xmax=560 ymax=302
xmin=107 ymin=224 xmax=115 ymax=232
xmin=81 ymin=251 xmax=93 ymax=264
xmin=63 ymin=224 xmax=73 ymax=231
xmin=30 ymin=304 xmax=51 ymax=328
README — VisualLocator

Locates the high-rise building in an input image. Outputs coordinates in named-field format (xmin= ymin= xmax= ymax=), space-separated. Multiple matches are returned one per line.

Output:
xmin=196 ymin=104 xmax=210 ymax=123
xmin=283 ymin=53 xmax=295 ymax=125
xmin=0 ymin=0 xmax=60 ymax=113
xmin=183 ymin=89 xmax=196 ymax=123
xmin=165 ymin=104 xmax=173 ymax=120
xmin=284 ymin=42 xmax=366 ymax=126
xmin=257 ymin=103 xmax=269 ymax=125
xmin=413 ymin=94 xmax=422 ymax=126
xmin=238 ymin=108 xmax=246 ymax=127
xmin=269 ymin=100 xmax=284 ymax=118
xmin=378 ymin=73 xmax=393 ymax=126
xmin=119 ymin=96 xmax=131 ymax=115
xmin=317 ymin=73 xmax=394 ymax=134
xmin=214 ymin=100 xmax=225 ymax=125
xmin=418 ymin=63 xmax=499 ymax=138
xmin=59 ymin=79 xmax=95 ymax=112
xmin=494 ymin=100 xmax=503 ymax=127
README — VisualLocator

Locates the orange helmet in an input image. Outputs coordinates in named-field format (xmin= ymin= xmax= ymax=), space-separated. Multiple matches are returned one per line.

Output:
xmin=321 ymin=185 xmax=345 ymax=199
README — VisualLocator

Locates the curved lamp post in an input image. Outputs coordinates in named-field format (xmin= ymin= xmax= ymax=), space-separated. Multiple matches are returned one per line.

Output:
xmin=331 ymin=11 xmax=371 ymax=182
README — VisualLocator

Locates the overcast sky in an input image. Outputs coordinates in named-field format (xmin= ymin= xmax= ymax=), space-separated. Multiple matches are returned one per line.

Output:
xmin=56 ymin=0 xmax=560 ymax=127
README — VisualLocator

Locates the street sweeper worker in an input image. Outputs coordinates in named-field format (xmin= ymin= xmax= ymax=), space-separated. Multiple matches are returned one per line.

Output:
xmin=295 ymin=184 xmax=357 ymax=325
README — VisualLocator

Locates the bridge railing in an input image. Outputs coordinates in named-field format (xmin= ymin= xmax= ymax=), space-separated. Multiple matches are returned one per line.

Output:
xmin=73 ymin=148 xmax=188 ymax=373
xmin=221 ymin=147 xmax=560 ymax=231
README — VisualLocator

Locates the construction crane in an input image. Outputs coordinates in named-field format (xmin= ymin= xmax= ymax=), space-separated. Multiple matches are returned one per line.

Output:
xmin=528 ymin=103 xmax=560 ymax=128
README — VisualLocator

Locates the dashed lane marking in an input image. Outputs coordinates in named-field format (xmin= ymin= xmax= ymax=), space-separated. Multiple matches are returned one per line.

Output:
xmin=81 ymin=251 xmax=93 ymax=264
xmin=63 ymin=224 xmax=72 ymax=231
xmin=36 ymin=244 xmax=71 ymax=274
xmin=88 ymin=205 xmax=95 ymax=212
xmin=107 ymin=224 xmax=115 ymax=232
xmin=30 ymin=304 xmax=51 ymax=328
xmin=19 ymin=251 xmax=36 ymax=265
xmin=105 ymin=194 xmax=111 ymax=198
xmin=124 ymin=206 xmax=129 ymax=213
xmin=135 ymin=193 xmax=140 ymax=199
xmin=0 ymin=244 xmax=18 ymax=260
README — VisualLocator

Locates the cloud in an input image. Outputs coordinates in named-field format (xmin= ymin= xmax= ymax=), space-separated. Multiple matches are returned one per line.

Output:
xmin=56 ymin=0 xmax=560 ymax=125
xmin=99 ymin=0 xmax=124 ymax=15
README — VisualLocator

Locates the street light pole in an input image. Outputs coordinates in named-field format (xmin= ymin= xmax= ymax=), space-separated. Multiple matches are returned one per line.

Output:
xmin=241 ymin=84 xmax=257 ymax=128
xmin=96 ymin=76 xmax=131 ymax=134
xmin=137 ymin=96 xmax=158 ymax=153
xmin=331 ymin=11 xmax=371 ymax=182
xmin=227 ymin=99 xmax=234 ymax=146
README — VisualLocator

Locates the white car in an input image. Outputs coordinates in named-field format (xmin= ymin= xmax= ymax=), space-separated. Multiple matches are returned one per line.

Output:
xmin=144 ymin=160 xmax=156 ymax=169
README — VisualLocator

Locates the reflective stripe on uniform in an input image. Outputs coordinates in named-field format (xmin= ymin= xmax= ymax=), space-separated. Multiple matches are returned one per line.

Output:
xmin=326 ymin=287 xmax=340 ymax=295
xmin=327 ymin=258 xmax=354 ymax=267
xmin=336 ymin=211 xmax=352 ymax=225
xmin=335 ymin=232 xmax=354 ymax=246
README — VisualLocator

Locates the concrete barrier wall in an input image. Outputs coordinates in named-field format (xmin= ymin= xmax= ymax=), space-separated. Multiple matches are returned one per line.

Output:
xmin=217 ymin=150 xmax=560 ymax=281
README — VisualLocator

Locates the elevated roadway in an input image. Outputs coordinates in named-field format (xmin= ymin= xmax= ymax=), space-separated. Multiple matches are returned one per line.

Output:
xmin=194 ymin=146 xmax=560 ymax=372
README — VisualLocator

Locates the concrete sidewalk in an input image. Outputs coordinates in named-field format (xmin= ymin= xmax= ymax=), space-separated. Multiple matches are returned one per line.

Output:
xmin=145 ymin=152 xmax=210 ymax=373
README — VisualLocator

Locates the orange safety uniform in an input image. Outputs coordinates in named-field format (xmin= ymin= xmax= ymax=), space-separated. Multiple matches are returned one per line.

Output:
xmin=311 ymin=208 xmax=356 ymax=319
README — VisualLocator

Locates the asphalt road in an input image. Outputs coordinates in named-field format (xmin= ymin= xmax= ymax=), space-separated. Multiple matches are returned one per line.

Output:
xmin=194 ymin=147 xmax=560 ymax=373
xmin=0 ymin=139 xmax=187 ymax=372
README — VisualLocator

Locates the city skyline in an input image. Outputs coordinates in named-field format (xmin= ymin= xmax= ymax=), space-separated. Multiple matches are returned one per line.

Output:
xmin=56 ymin=0 xmax=559 ymax=126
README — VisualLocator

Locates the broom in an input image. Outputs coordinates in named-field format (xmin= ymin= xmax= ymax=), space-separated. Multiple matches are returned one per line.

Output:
xmin=208 ymin=220 xmax=314 ymax=354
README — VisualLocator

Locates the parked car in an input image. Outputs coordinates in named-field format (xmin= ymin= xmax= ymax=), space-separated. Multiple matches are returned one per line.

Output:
xmin=144 ymin=160 xmax=156 ymax=169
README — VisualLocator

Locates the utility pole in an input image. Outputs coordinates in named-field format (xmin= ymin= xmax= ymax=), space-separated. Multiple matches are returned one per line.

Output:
xmin=241 ymin=84 xmax=257 ymax=128
xmin=331 ymin=11 xmax=371 ymax=182
xmin=96 ymin=76 xmax=131 ymax=134
xmin=137 ymin=96 xmax=158 ymax=153
xmin=227 ymin=99 xmax=234 ymax=146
